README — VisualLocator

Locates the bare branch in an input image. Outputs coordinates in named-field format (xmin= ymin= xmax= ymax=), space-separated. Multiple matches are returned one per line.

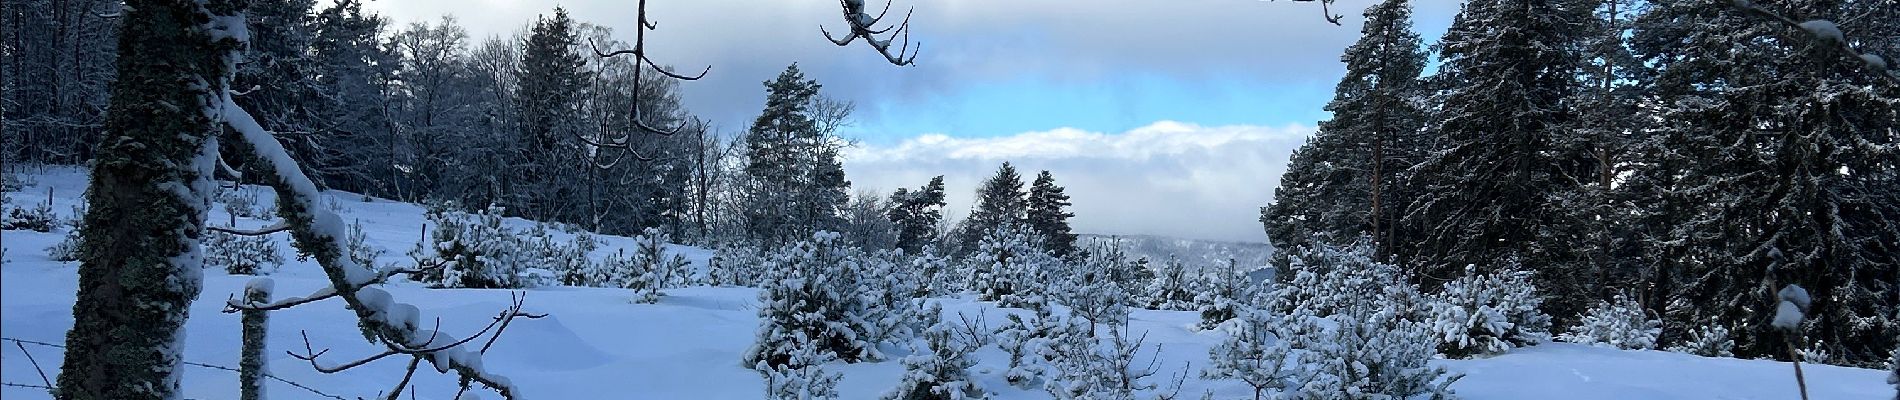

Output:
xmin=824 ymin=0 xmax=921 ymax=66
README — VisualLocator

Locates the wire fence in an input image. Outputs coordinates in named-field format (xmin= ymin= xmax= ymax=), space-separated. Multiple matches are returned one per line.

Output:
xmin=1 ymin=336 xmax=349 ymax=400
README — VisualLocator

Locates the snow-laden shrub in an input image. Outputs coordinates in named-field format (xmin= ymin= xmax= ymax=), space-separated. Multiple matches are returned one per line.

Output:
xmin=217 ymin=185 xmax=273 ymax=219
xmin=1040 ymin=319 xmax=1159 ymax=400
xmin=1244 ymin=241 xmax=1459 ymax=399
xmin=3 ymin=200 xmax=58 ymax=232
xmin=1666 ymin=324 xmax=1735 ymax=358
xmin=882 ymin=302 xmax=986 ymax=400
xmin=1195 ymin=259 xmax=1257 ymax=331
xmin=1143 ymin=256 xmax=1197 ymax=311
xmin=1202 ymin=309 xmax=1300 ymax=400
xmin=747 ymin=232 xmax=889 ymax=369
xmin=967 ymin=226 xmax=1060 ymax=310
xmin=47 ymin=229 xmax=82 ymax=262
xmin=343 ymin=221 xmax=384 ymax=270
xmin=1428 ymin=265 xmax=1551 ymax=358
xmin=608 ymin=228 xmax=692 ymax=303
xmin=1055 ymin=249 xmax=1131 ymax=328
xmin=415 ymin=206 xmax=582 ymax=289
xmin=709 ymin=243 xmax=769 ymax=287
xmin=910 ymin=247 xmax=956 ymax=298
xmin=1558 ymin=294 xmax=1660 ymax=350
xmin=996 ymin=308 xmax=1060 ymax=389
xmin=760 ymin=333 xmax=843 ymax=400
xmin=204 ymin=231 xmax=283 ymax=275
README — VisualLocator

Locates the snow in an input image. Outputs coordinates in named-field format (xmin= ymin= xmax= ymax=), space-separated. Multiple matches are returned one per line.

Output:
xmin=1798 ymin=20 xmax=1843 ymax=43
xmin=1773 ymin=284 xmax=1810 ymax=331
xmin=3 ymin=166 xmax=1893 ymax=399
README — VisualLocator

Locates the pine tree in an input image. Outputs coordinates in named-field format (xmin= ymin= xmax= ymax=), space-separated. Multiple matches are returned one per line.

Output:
xmin=1629 ymin=0 xmax=1899 ymax=364
xmin=1398 ymin=0 xmax=1597 ymax=319
xmin=1262 ymin=0 xmax=1428 ymax=265
xmin=1025 ymin=170 xmax=1077 ymax=258
xmin=959 ymin=162 xmax=1027 ymax=253
xmin=57 ymin=0 xmax=244 ymax=397
xmin=742 ymin=64 xmax=851 ymax=245
xmin=889 ymin=176 xmax=948 ymax=253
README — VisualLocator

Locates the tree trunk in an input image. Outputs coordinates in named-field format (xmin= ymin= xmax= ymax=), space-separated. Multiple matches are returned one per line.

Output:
xmin=57 ymin=0 xmax=242 ymax=398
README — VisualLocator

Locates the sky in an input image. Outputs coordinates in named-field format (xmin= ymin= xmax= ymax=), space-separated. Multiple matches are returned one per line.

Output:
xmin=363 ymin=0 xmax=1462 ymax=242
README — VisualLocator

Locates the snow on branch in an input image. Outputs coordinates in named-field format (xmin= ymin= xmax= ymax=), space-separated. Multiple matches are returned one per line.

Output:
xmin=822 ymin=0 xmax=921 ymax=66
xmin=1730 ymin=0 xmax=1899 ymax=86
xmin=220 ymin=96 xmax=528 ymax=399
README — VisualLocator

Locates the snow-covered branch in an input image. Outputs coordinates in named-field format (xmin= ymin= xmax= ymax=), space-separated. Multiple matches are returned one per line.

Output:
xmin=821 ymin=0 xmax=920 ymax=66
xmin=1730 ymin=0 xmax=1898 ymax=86
xmin=219 ymin=96 xmax=525 ymax=398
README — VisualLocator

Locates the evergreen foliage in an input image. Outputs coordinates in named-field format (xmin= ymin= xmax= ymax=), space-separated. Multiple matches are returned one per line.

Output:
xmin=959 ymin=162 xmax=1027 ymax=253
xmin=204 ymin=231 xmax=285 ymax=275
xmin=1665 ymin=324 xmax=1735 ymax=358
xmin=1558 ymin=294 xmax=1661 ymax=350
xmin=1025 ymin=171 xmax=1077 ymax=258
xmin=1427 ymin=266 xmax=1552 ymax=358
xmin=1262 ymin=0 xmax=1428 ymax=265
xmin=742 ymin=64 xmax=853 ymax=245
xmin=888 ymin=176 xmax=948 ymax=254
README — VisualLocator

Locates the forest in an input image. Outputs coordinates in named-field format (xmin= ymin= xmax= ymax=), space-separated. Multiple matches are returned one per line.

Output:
xmin=1 ymin=0 xmax=1897 ymax=399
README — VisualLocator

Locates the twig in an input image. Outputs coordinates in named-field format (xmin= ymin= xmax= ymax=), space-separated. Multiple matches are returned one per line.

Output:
xmin=1788 ymin=342 xmax=1810 ymax=400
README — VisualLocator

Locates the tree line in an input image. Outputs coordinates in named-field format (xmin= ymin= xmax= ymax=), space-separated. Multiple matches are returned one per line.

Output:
xmin=1264 ymin=0 xmax=1898 ymax=366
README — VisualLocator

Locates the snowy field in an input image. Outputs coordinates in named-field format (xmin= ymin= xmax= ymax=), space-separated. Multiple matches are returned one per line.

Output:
xmin=1 ymin=166 xmax=1890 ymax=399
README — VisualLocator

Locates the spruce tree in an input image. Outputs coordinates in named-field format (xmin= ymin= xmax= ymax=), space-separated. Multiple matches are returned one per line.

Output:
xmin=1262 ymin=0 xmax=1427 ymax=264
xmin=57 ymin=0 xmax=244 ymax=397
xmin=889 ymin=175 xmax=948 ymax=253
xmin=513 ymin=7 xmax=590 ymax=220
xmin=959 ymin=162 xmax=1027 ymax=252
xmin=1025 ymin=170 xmax=1077 ymax=258
xmin=305 ymin=0 xmax=398 ymax=192
xmin=1398 ymin=0 xmax=1597 ymax=318
xmin=1629 ymin=0 xmax=1899 ymax=364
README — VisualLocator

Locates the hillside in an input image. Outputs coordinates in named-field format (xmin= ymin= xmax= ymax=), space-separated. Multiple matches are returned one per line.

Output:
xmin=2 ymin=167 xmax=1892 ymax=400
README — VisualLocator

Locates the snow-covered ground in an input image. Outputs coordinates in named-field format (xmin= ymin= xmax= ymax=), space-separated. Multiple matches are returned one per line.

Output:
xmin=2 ymin=166 xmax=1890 ymax=399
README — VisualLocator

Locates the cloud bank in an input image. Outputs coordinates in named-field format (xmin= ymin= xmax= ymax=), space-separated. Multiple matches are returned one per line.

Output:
xmin=845 ymin=121 xmax=1313 ymax=242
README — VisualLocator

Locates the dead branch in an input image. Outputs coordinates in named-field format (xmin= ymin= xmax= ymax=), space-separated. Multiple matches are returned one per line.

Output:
xmin=822 ymin=0 xmax=920 ymax=65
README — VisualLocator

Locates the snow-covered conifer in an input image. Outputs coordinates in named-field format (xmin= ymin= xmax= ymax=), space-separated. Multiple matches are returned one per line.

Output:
xmin=760 ymin=333 xmax=843 ymax=400
xmin=996 ymin=307 xmax=1059 ymax=388
xmin=968 ymin=225 xmax=1058 ymax=310
xmin=1428 ymin=265 xmax=1551 ymax=358
xmin=1196 ymin=259 xmax=1256 ymax=331
xmin=747 ymin=232 xmax=884 ymax=369
xmin=1201 ymin=309 xmax=1299 ymax=400
xmin=205 ymin=231 xmax=284 ymax=275
xmin=1143 ymin=256 xmax=1195 ymax=311
xmin=47 ymin=229 xmax=83 ymax=262
xmin=883 ymin=302 xmax=985 ymax=400
xmin=1666 ymin=324 xmax=1735 ymax=358
xmin=1559 ymin=294 xmax=1661 ymax=350
xmin=1059 ymin=250 xmax=1131 ymax=329
xmin=3 ymin=200 xmax=58 ymax=232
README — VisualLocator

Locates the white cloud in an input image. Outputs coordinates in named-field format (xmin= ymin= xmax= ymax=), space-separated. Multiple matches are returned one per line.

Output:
xmin=844 ymin=121 xmax=1313 ymax=242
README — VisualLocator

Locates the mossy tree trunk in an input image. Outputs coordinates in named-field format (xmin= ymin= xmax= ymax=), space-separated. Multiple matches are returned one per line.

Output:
xmin=56 ymin=0 xmax=247 ymax=398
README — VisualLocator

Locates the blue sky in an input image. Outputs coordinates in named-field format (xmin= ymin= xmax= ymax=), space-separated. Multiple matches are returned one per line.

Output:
xmin=367 ymin=0 xmax=1462 ymax=242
